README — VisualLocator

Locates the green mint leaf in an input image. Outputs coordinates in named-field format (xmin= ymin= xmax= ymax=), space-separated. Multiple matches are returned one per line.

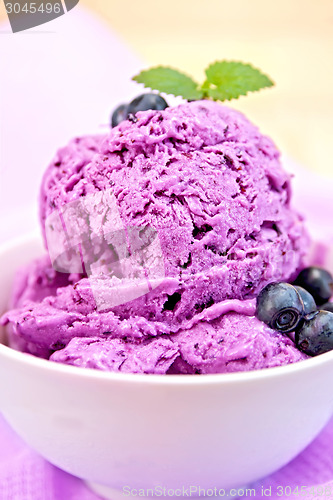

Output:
xmin=132 ymin=67 xmax=204 ymax=101
xmin=203 ymin=61 xmax=274 ymax=101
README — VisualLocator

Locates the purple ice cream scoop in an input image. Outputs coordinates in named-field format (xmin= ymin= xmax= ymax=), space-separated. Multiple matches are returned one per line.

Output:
xmin=2 ymin=100 xmax=310 ymax=373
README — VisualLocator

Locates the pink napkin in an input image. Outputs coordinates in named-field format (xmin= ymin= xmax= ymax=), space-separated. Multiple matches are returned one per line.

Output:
xmin=0 ymin=414 xmax=100 ymax=499
xmin=0 ymin=411 xmax=333 ymax=500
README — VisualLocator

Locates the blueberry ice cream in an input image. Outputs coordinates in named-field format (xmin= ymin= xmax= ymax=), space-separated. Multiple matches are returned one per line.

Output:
xmin=1 ymin=100 xmax=310 ymax=373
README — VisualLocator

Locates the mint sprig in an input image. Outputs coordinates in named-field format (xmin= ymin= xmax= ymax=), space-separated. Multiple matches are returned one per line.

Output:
xmin=133 ymin=67 xmax=203 ymax=101
xmin=204 ymin=61 xmax=274 ymax=100
xmin=132 ymin=61 xmax=274 ymax=102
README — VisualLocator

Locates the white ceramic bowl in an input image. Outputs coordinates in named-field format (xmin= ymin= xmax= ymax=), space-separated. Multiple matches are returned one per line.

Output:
xmin=1 ymin=235 xmax=333 ymax=499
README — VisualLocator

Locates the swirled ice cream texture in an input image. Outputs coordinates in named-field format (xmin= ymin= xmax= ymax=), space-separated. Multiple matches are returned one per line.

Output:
xmin=2 ymin=100 xmax=310 ymax=373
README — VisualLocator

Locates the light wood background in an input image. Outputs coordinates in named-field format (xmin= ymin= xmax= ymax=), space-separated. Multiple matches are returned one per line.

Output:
xmin=1 ymin=0 xmax=333 ymax=177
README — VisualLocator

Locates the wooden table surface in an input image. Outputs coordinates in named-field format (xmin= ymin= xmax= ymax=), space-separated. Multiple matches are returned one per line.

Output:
xmin=1 ymin=0 xmax=333 ymax=177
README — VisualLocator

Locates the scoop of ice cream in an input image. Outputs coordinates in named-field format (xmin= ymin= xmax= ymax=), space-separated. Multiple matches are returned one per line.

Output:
xmin=1 ymin=258 xmax=307 ymax=373
xmin=39 ymin=100 xmax=309 ymax=331
xmin=1 ymin=100 xmax=310 ymax=374
xmin=49 ymin=316 xmax=307 ymax=374
xmin=46 ymin=298 xmax=306 ymax=373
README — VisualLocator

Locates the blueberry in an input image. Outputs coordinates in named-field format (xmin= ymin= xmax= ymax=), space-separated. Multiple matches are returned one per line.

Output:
xmin=294 ymin=286 xmax=317 ymax=314
xmin=127 ymin=93 xmax=168 ymax=116
xmin=111 ymin=104 xmax=128 ymax=127
xmin=293 ymin=267 xmax=333 ymax=305
xmin=256 ymin=282 xmax=304 ymax=333
xmin=295 ymin=310 xmax=333 ymax=356
xmin=321 ymin=302 xmax=333 ymax=313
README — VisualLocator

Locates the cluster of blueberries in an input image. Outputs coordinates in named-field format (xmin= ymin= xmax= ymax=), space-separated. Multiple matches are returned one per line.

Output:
xmin=256 ymin=267 xmax=333 ymax=356
xmin=111 ymin=93 xmax=168 ymax=128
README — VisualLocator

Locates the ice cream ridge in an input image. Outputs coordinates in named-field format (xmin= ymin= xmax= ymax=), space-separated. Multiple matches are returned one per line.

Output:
xmin=3 ymin=61 xmax=333 ymax=373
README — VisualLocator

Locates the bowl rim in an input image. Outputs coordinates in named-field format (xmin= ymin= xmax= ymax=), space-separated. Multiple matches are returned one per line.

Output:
xmin=1 ymin=232 xmax=333 ymax=387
